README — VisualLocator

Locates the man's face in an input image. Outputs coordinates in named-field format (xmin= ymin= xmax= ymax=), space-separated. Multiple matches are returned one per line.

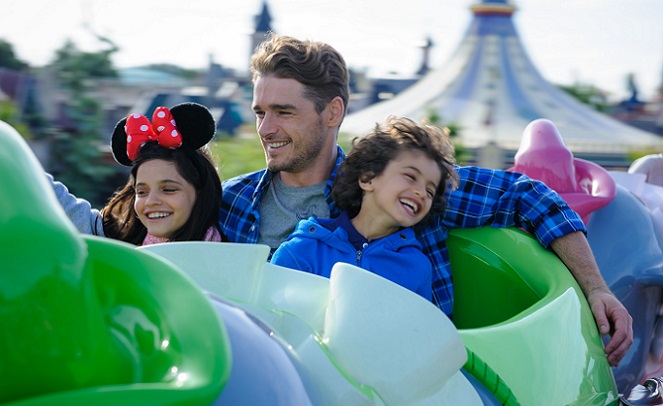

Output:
xmin=252 ymin=75 xmax=329 ymax=177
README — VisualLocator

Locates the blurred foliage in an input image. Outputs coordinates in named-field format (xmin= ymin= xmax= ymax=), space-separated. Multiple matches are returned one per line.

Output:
xmin=0 ymin=39 xmax=46 ymax=139
xmin=422 ymin=108 xmax=469 ymax=165
xmin=210 ymin=133 xmax=265 ymax=181
xmin=49 ymin=38 xmax=119 ymax=206
xmin=145 ymin=63 xmax=199 ymax=79
xmin=0 ymin=39 xmax=28 ymax=71
xmin=0 ymin=100 xmax=33 ymax=139
xmin=558 ymin=82 xmax=609 ymax=112
xmin=626 ymin=148 xmax=661 ymax=164
xmin=53 ymin=39 xmax=118 ymax=91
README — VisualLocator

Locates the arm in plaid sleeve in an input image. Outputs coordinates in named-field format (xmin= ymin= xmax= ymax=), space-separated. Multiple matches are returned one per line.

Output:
xmin=420 ymin=165 xmax=586 ymax=316
xmin=443 ymin=166 xmax=586 ymax=247
xmin=438 ymin=165 xmax=631 ymax=366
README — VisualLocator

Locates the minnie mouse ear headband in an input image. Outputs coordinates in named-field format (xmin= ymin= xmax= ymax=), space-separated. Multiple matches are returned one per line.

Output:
xmin=111 ymin=102 xmax=216 ymax=166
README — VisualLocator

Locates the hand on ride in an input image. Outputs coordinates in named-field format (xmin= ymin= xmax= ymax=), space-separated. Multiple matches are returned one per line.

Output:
xmin=587 ymin=289 xmax=633 ymax=367
xmin=550 ymin=232 xmax=634 ymax=367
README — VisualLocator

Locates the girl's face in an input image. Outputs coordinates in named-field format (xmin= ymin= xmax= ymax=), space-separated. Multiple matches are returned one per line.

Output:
xmin=134 ymin=159 xmax=197 ymax=238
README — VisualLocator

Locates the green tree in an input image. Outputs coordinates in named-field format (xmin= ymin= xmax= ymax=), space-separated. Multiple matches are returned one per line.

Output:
xmin=49 ymin=37 xmax=119 ymax=206
xmin=423 ymin=108 xmax=467 ymax=164
xmin=145 ymin=63 xmax=199 ymax=79
xmin=559 ymin=82 xmax=609 ymax=112
xmin=0 ymin=39 xmax=27 ymax=70
xmin=0 ymin=100 xmax=32 ymax=138
xmin=53 ymin=38 xmax=118 ymax=90
xmin=0 ymin=39 xmax=45 ymax=139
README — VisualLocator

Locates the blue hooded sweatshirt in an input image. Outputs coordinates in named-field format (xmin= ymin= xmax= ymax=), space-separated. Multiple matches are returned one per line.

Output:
xmin=270 ymin=212 xmax=432 ymax=300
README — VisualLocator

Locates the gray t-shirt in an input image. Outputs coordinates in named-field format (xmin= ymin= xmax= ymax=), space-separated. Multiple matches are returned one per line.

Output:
xmin=258 ymin=174 xmax=330 ymax=251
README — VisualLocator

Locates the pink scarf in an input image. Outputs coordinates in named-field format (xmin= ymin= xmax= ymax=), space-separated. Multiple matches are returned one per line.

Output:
xmin=141 ymin=227 xmax=222 ymax=246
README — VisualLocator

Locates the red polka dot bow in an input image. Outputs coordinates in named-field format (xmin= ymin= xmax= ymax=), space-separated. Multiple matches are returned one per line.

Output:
xmin=124 ymin=106 xmax=183 ymax=161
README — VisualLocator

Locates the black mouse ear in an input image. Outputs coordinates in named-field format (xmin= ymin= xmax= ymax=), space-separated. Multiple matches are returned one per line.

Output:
xmin=110 ymin=117 xmax=132 ymax=166
xmin=170 ymin=103 xmax=216 ymax=150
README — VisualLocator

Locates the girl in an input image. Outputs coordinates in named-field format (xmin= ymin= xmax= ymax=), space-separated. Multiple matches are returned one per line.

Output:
xmin=270 ymin=116 xmax=457 ymax=299
xmin=52 ymin=102 xmax=224 ymax=245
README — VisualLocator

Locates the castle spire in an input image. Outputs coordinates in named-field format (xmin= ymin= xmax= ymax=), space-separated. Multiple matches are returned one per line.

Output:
xmin=416 ymin=36 xmax=434 ymax=76
xmin=250 ymin=1 xmax=273 ymax=67
xmin=254 ymin=1 xmax=272 ymax=33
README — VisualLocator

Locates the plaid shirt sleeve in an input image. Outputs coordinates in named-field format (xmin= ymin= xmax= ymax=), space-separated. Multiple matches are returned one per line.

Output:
xmin=445 ymin=166 xmax=586 ymax=246
xmin=421 ymin=165 xmax=587 ymax=316
xmin=219 ymin=170 xmax=271 ymax=244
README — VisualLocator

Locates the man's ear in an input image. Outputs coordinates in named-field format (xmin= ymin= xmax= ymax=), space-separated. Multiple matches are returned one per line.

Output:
xmin=326 ymin=96 xmax=345 ymax=127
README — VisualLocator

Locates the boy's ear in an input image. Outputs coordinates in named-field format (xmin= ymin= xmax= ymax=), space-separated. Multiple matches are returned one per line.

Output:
xmin=358 ymin=174 xmax=374 ymax=192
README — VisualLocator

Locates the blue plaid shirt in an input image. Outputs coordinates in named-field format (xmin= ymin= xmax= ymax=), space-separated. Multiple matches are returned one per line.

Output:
xmin=219 ymin=146 xmax=586 ymax=317
xmin=219 ymin=146 xmax=344 ymax=245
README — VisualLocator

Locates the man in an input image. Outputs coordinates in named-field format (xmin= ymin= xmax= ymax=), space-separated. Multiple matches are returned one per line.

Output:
xmin=219 ymin=34 xmax=632 ymax=366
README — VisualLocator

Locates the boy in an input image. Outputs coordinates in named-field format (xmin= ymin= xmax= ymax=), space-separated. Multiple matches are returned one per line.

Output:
xmin=271 ymin=116 xmax=457 ymax=300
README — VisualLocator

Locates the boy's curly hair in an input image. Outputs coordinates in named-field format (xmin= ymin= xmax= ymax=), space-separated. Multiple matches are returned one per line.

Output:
xmin=332 ymin=116 xmax=458 ymax=227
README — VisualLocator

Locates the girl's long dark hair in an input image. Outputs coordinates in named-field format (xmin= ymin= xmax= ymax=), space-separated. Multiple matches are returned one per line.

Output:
xmin=101 ymin=142 xmax=223 ymax=244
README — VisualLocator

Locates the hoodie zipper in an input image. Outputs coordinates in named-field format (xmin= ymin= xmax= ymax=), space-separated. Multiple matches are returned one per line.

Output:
xmin=356 ymin=242 xmax=369 ymax=265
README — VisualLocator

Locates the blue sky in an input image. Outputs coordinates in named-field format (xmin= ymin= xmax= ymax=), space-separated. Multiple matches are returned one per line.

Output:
xmin=2 ymin=0 xmax=662 ymax=101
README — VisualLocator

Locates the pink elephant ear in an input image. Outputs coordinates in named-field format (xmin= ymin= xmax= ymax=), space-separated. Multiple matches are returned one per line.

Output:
xmin=511 ymin=119 xmax=578 ymax=193
xmin=511 ymin=119 xmax=616 ymax=225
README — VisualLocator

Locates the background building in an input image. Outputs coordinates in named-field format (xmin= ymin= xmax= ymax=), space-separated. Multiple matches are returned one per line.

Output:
xmin=340 ymin=0 xmax=663 ymax=169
